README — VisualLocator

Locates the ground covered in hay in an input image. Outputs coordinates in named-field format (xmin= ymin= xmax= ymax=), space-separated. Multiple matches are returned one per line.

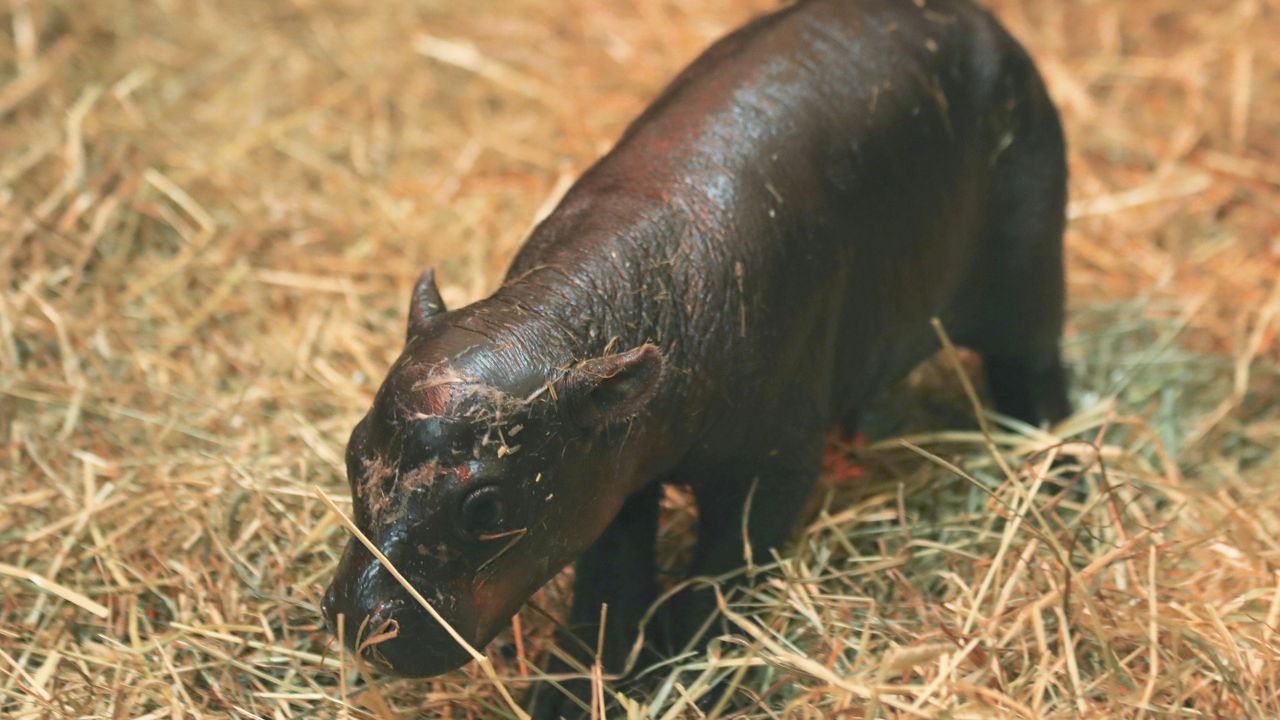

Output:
xmin=2 ymin=0 xmax=1278 ymax=717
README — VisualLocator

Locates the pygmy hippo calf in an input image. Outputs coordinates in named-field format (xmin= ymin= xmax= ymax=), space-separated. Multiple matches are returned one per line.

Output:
xmin=322 ymin=0 xmax=1068 ymax=711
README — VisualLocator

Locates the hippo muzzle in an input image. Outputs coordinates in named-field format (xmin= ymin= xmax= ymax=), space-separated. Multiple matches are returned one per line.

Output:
xmin=321 ymin=537 xmax=483 ymax=677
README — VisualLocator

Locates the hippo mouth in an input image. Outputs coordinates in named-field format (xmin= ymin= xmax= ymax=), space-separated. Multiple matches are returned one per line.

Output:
xmin=323 ymin=595 xmax=479 ymax=677
xmin=321 ymin=539 xmax=488 ymax=678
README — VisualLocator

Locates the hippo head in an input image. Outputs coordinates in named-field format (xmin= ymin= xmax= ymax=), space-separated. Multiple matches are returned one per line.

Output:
xmin=321 ymin=268 xmax=664 ymax=677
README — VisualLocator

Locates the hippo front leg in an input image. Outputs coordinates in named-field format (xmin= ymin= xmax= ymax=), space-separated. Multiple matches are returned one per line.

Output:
xmin=670 ymin=450 xmax=821 ymax=657
xmin=529 ymin=482 xmax=661 ymax=719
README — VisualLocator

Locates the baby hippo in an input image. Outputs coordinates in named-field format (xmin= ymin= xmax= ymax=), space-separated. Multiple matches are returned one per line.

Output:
xmin=322 ymin=0 xmax=1069 ymax=712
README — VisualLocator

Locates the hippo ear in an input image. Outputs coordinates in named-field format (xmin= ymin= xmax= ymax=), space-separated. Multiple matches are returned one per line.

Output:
xmin=407 ymin=267 xmax=447 ymax=340
xmin=556 ymin=344 xmax=664 ymax=429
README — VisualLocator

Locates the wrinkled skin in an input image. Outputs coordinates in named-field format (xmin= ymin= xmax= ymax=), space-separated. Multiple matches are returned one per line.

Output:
xmin=323 ymin=0 xmax=1069 ymax=714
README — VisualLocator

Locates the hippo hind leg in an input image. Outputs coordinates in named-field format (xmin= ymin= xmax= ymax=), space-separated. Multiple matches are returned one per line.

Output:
xmin=982 ymin=351 xmax=1069 ymax=426
xmin=970 ymin=223 xmax=1070 ymax=427
xmin=968 ymin=88 xmax=1071 ymax=427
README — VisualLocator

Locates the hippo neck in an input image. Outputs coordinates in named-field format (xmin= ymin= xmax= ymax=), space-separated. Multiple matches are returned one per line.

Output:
xmin=497 ymin=187 xmax=682 ymax=361
xmin=484 ymin=195 xmax=691 ymax=479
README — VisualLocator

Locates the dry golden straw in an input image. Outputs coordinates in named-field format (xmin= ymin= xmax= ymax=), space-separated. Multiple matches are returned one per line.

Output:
xmin=2 ymin=0 xmax=1278 ymax=717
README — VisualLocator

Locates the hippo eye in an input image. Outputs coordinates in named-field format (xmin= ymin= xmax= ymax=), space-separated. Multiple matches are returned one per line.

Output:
xmin=459 ymin=485 xmax=507 ymax=539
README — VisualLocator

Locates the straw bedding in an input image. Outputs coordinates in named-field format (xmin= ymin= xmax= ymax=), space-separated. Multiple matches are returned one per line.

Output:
xmin=2 ymin=0 xmax=1277 ymax=716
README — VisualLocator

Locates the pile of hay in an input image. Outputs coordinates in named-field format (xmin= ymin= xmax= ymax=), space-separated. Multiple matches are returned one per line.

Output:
xmin=2 ymin=0 xmax=1277 ymax=716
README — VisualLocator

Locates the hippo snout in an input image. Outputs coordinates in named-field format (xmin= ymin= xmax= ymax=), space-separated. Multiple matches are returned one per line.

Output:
xmin=322 ymin=538 xmax=478 ymax=677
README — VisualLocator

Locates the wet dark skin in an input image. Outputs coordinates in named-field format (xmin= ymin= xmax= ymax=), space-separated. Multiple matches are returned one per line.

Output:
xmin=321 ymin=0 xmax=1069 ymax=716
